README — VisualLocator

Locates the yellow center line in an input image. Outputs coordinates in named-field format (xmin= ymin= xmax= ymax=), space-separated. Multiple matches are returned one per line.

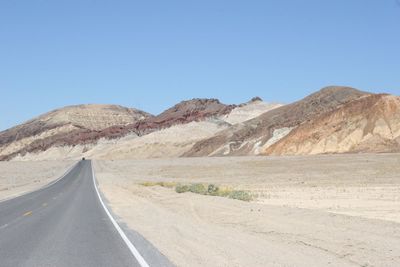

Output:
xmin=23 ymin=211 xmax=32 ymax=217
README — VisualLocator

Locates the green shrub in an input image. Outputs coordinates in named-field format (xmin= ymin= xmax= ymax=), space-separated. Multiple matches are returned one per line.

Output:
xmin=140 ymin=181 xmax=176 ymax=188
xmin=207 ymin=184 xmax=219 ymax=195
xmin=214 ymin=187 xmax=231 ymax=197
xmin=159 ymin=181 xmax=177 ymax=188
xmin=140 ymin=181 xmax=157 ymax=187
xmin=150 ymin=181 xmax=254 ymax=202
xmin=175 ymin=184 xmax=190 ymax=193
xmin=228 ymin=190 xmax=252 ymax=201
xmin=189 ymin=183 xmax=207 ymax=195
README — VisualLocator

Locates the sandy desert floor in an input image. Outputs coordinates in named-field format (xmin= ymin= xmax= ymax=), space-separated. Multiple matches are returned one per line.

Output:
xmin=94 ymin=154 xmax=400 ymax=267
xmin=0 ymin=161 xmax=73 ymax=201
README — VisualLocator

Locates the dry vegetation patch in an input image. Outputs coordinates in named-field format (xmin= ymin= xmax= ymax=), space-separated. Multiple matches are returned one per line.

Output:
xmin=140 ymin=181 xmax=254 ymax=201
xmin=139 ymin=181 xmax=177 ymax=188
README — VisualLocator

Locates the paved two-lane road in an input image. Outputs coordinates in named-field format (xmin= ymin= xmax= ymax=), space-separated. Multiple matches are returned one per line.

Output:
xmin=0 ymin=160 xmax=169 ymax=267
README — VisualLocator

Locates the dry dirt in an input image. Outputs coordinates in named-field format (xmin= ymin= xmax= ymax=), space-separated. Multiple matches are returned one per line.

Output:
xmin=0 ymin=161 xmax=73 ymax=201
xmin=91 ymin=120 xmax=230 ymax=160
xmin=94 ymin=154 xmax=400 ymax=267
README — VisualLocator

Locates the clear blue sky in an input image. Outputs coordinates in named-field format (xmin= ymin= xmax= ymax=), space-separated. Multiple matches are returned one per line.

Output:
xmin=1 ymin=0 xmax=400 ymax=130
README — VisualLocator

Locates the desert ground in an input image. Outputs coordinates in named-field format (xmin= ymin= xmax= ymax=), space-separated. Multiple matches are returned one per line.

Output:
xmin=0 ymin=161 xmax=73 ymax=201
xmin=94 ymin=154 xmax=400 ymax=267
xmin=1 ymin=155 xmax=399 ymax=266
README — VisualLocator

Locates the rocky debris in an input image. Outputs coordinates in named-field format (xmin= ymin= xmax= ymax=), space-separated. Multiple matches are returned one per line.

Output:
xmin=237 ymin=97 xmax=263 ymax=108
xmin=184 ymin=86 xmax=368 ymax=157
xmin=250 ymin=96 xmax=263 ymax=102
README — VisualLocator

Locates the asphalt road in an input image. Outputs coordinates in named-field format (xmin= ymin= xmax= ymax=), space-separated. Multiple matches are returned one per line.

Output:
xmin=0 ymin=160 xmax=168 ymax=267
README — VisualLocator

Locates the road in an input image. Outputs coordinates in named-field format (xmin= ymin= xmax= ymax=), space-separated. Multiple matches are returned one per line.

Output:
xmin=0 ymin=160 xmax=168 ymax=267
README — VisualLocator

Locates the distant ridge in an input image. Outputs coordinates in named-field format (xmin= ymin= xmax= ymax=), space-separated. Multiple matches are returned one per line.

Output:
xmin=263 ymin=93 xmax=400 ymax=155
xmin=1 ymin=86 xmax=399 ymax=161
xmin=0 ymin=99 xmax=236 ymax=160
xmin=184 ymin=86 xmax=368 ymax=156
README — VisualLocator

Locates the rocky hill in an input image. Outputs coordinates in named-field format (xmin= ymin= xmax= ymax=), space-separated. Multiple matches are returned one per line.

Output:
xmin=0 ymin=99 xmax=239 ymax=160
xmin=184 ymin=86 xmax=368 ymax=156
xmin=0 ymin=104 xmax=152 ymax=161
xmin=84 ymin=99 xmax=241 ymax=160
xmin=263 ymin=93 xmax=400 ymax=155
xmin=2 ymin=86 xmax=399 ymax=161
xmin=127 ymin=98 xmax=236 ymax=135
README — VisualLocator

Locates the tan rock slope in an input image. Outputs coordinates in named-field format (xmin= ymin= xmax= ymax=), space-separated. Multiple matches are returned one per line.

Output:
xmin=124 ymin=98 xmax=236 ymax=135
xmin=90 ymin=121 xmax=230 ymax=160
xmin=221 ymin=97 xmax=282 ymax=125
xmin=264 ymin=93 xmax=400 ymax=155
xmin=90 ymin=98 xmax=282 ymax=160
xmin=2 ymin=86 xmax=399 ymax=160
xmin=0 ymin=104 xmax=151 ymax=160
xmin=184 ymin=86 xmax=368 ymax=156
xmin=0 ymin=99 xmax=240 ymax=160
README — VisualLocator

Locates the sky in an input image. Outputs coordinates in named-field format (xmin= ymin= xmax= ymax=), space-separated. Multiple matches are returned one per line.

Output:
xmin=1 ymin=0 xmax=400 ymax=130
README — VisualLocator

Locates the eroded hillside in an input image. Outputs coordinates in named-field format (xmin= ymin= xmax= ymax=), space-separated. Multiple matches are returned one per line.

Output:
xmin=2 ymin=86 xmax=399 ymax=161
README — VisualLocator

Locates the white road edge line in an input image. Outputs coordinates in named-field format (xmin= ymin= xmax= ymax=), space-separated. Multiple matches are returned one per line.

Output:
xmin=0 ymin=162 xmax=78 ymax=204
xmin=91 ymin=161 xmax=150 ymax=267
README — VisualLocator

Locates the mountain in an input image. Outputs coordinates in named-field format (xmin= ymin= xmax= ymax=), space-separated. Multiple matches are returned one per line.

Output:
xmin=88 ymin=98 xmax=280 ymax=160
xmin=0 ymin=99 xmax=241 ymax=160
xmin=2 ymin=86 xmax=398 ymax=161
xmin=125 ymin=98 xmax=236 ymax=135
xmin=184 ymin=86 xmax=368 ymax=156
xmin=0 ymin=104 xmax=152 ymax=161
xmin=263 ymin=93 xmax=400 ymax=155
